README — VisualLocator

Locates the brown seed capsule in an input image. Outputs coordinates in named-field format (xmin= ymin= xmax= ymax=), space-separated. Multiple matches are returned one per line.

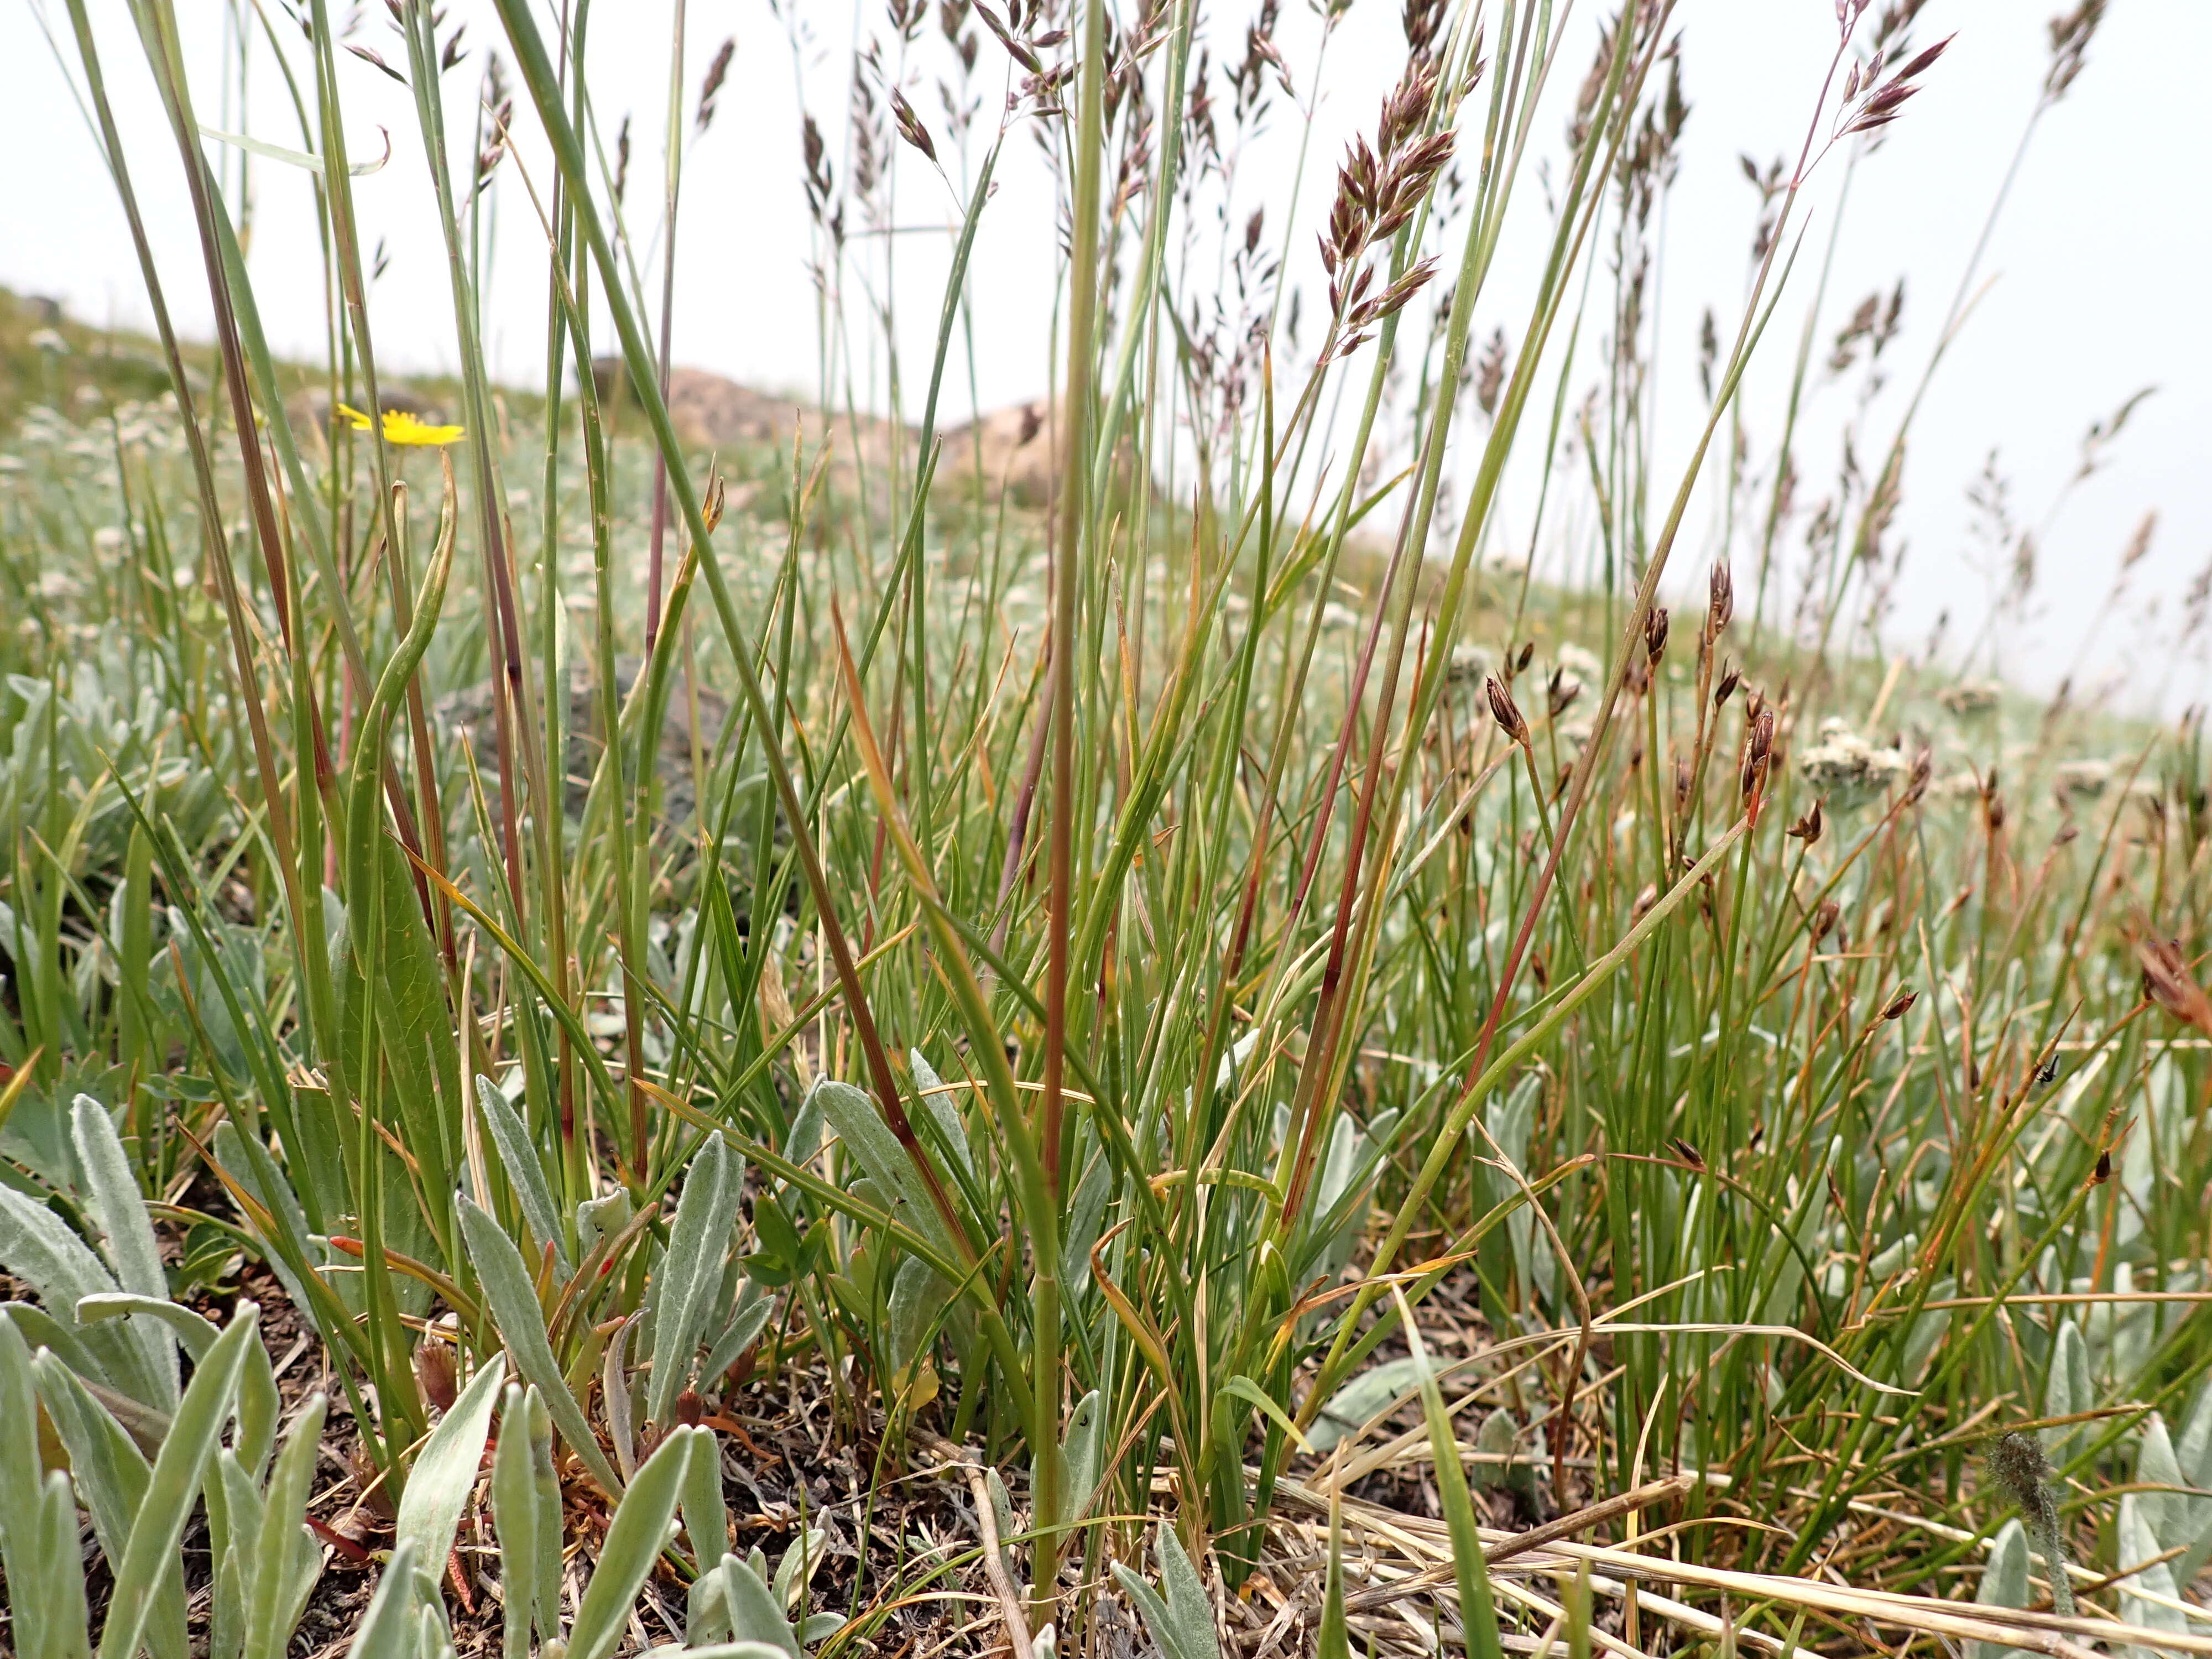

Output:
xmin=1787 ymin=801 xmax=1823 ymax=845
xmin=1812 ymin=898 xmax=1841 ymax=943
xmin=1715 ymin=665 xmax=1741 ymax=707
xmin=1881 ymin=988 xmax=1918 ymax=1020
xmin=1516 ymin=640 xmax=1535 ymax=673
xmin=1644 ymin=605 xmax=1670 ymax=666
xmin=1485 ymin=674 xmax=1528 ymax=744
xmin=1708 ymin=561 xmax=1735 ymax=637
xmin=1740 ymin=707 xmax=1775 ymax=800
xmin=415 ymin=1339 xmax=458 ymax=1415
xmin=1548 ymin=667 xmax=1580 ymax=719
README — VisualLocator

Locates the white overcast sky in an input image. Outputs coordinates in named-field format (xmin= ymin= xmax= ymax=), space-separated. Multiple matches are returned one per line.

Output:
xmin=7 ymin=0 xmax=2208 ymax=713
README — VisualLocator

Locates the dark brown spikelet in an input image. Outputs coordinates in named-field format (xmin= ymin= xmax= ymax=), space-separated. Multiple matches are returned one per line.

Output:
xmin=1881 ymin=988 xmax=1917 ymax=1020
xmin=613 ymin=113 xmax=633 ymax=206
xmin=1485 ymin=674 xmax=1528 ymax=745
xmin=1812 ymin=898 xmax=1841 ymax=945
xmin=1708 ymin=561 xmax=1735 ymax=638
xmin=1402 ymin=0 xmax=1447 ymax=61
xmin=1715 ymin=665 xmax=1740 ymax=707
xmin=1787 ymin=801 xmax=1823 ymax=846
xmin=2044 ymin=0 xmax=2106 ymax=102
xmin=696 ymin=36 xmax=737 ymax=132
xmin=891 ymin=87 xmax=939 ymax=162
xmin=1548 ymin=667 xmax=1580 ymax=720
xmin=1644 ymin=604 xmax=1669 ymax=668
xmin=1840 ymin=32 xmax=1952 ymax=137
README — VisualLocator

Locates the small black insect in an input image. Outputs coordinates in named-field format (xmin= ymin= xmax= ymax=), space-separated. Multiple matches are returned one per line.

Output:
xmin=2035 ymin=1055 xmax=2059 ymax=1086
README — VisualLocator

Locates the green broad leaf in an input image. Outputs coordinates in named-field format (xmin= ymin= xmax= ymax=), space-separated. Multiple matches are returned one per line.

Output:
xmin=1057 ymin=1387 xmax=1105 ymax=1531
xmin=97 ymin=1302 xmax=259 ymax=1659
xmin=458 ymin=1193 xmax=624 ymax=1496
xmin=567 ymin=1427 xmax=697 ymax=1659
xmin=243 ymin=1394 xmax=326 ymax=1659
xmin=475 ymin=1076 xmax=569 ymax=1277
xmin=394 ymin=1352 xmax=504 ymax=1594
xmin=70 ymin=1094 xmax=176 ymax=1406
xmin=195 ymin=123 xmax=391 ymax=176
xmin=1316 ymin=1498 xmax=1350 ymax=1659
xmin=1395 ymin=1286 xmax=1503 ymax=1659
xmin=1224 ymin=1375 xmax=1313 ymax=1455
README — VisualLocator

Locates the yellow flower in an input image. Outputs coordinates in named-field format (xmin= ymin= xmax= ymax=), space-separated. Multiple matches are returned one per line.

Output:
xmin=334 ymin=402 xmax=466 ymax=447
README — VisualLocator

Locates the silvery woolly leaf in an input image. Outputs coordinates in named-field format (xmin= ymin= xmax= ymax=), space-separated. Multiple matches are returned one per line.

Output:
xmin=349 ymin=1540 xmax=430 ymax=1659
xmin=492 ymin=1385 xmax=541 ymax=1659
xmin=458 ymin=1193 xmax=624 ymax=1496
xmin=475 ymin=1076 xmax=570 ymax=1277
xmin=1112 ymin=1525 xmax=1219 ymax=1659
xmin=810 ymin=1079 xmax=961 ymax=1266
xmin=36 ymin=1349 xmax=190 ymax=1659
xmin=2115 ymin=1494 xmax=2187 ymax=1659
xmin=243 ymin=1395 xmax=326 ymax=1659
xmin=0 ymin=1311 xmax=48 ymax=1628
xmin=568 ymin=1427 xmax=696 ymax=1659
xmin=71 ymin=1094 xmax=176 ymax=1406
xmin=2043 ymin=1319 xmax=2091 ymax=1467
xmin=1969 ymin=1519 xmax=2033 ymax=1659
xmin=721 ymin=1550 xmax=802 ymax=1657
xmin=907 ymin=1048 xmax=974 ymax=1180
xmin=97 ymin=1303 xmax=258 ymax=1659
xmin=1306 ymin=1357 xmax=1424 ymax=1455
xmin=649 ymin=1134 xmax=742 ymax=1427
xmin=0 ymin=1181 xmax=154 ymax=1403
xmin=394 ymin=1353 xmax=505 ymax=1592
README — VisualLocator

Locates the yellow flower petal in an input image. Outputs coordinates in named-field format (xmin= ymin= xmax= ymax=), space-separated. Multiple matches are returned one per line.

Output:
xmin=333 ymin=401 xmax=376 ymax=431
xmin=380 ymin=409 xmax=466 ymax=447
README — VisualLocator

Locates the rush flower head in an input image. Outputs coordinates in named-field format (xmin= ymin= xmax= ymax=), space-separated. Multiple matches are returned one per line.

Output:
xmin=335 ymin=402 xmax=466 ymax=447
